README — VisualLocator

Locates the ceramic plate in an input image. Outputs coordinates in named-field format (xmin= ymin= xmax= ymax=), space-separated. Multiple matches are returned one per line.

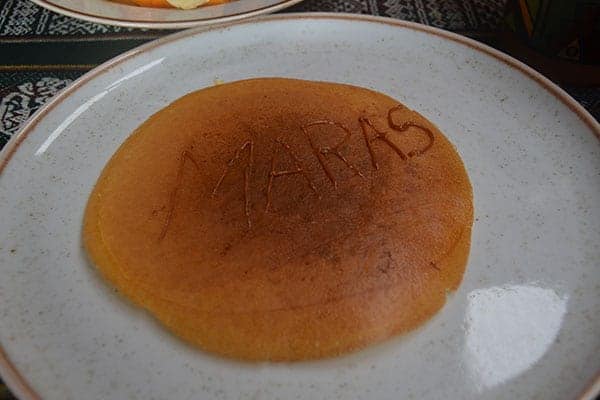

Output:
xmin=29 ymin=0 xmax=303 ymax=29
xmin=0 ymin=14 xmax=599 ymax=400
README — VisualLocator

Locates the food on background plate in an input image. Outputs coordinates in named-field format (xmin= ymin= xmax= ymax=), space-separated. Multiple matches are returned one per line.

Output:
xmin=83 ymin=78 xmax=474 ymax=361
xmin=114 ymin=0 xmax=229 ymax=9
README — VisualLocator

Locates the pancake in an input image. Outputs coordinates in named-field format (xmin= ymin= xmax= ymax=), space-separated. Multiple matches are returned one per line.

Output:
xmin=83 ymin=78 xmax=473 ymax=361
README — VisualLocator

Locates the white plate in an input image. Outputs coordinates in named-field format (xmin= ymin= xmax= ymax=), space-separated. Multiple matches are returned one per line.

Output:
xmin=30 ymin=0 xmax=303 ymax=29
xmin=0 ymin=13 xmax=599 ymax=400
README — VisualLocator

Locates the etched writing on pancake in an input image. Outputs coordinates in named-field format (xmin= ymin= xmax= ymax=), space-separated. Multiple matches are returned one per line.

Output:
xmin=266 ymin=138 xmax=318 ymax=213
xmin=212 ymin=141 xmax=254 ymax=229
xmin=161 ymin=106 xmax=436 ymax=237
xmin=159 ymin=150 xmax=201 ymax=241
xmin=360 ymin=105 xmax=435 ymax=169
xmin=387 ymin=105 xmax=435 ymax=157
xmin=302 ymin=120 xmax=365 ymax=188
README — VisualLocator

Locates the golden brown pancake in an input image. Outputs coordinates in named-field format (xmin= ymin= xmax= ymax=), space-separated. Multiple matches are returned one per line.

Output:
xmin=83 ymin=78 xmax=473 ymax=361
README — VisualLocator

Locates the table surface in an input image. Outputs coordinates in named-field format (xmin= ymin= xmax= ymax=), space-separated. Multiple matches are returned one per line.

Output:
xmin=0 ymin=0 xmax=598 ymax=399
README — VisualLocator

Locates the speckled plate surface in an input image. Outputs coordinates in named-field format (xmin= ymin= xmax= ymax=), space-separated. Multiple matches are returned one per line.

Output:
xmin=0 ymin=14 xmax=599 ymax=400
xmin=30 ymin=0 xmax=303 ymax=29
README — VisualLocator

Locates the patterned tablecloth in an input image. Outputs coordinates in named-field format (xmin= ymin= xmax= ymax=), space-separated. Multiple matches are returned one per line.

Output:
xmin=0 ymin=0 xmax=598 ymax=399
